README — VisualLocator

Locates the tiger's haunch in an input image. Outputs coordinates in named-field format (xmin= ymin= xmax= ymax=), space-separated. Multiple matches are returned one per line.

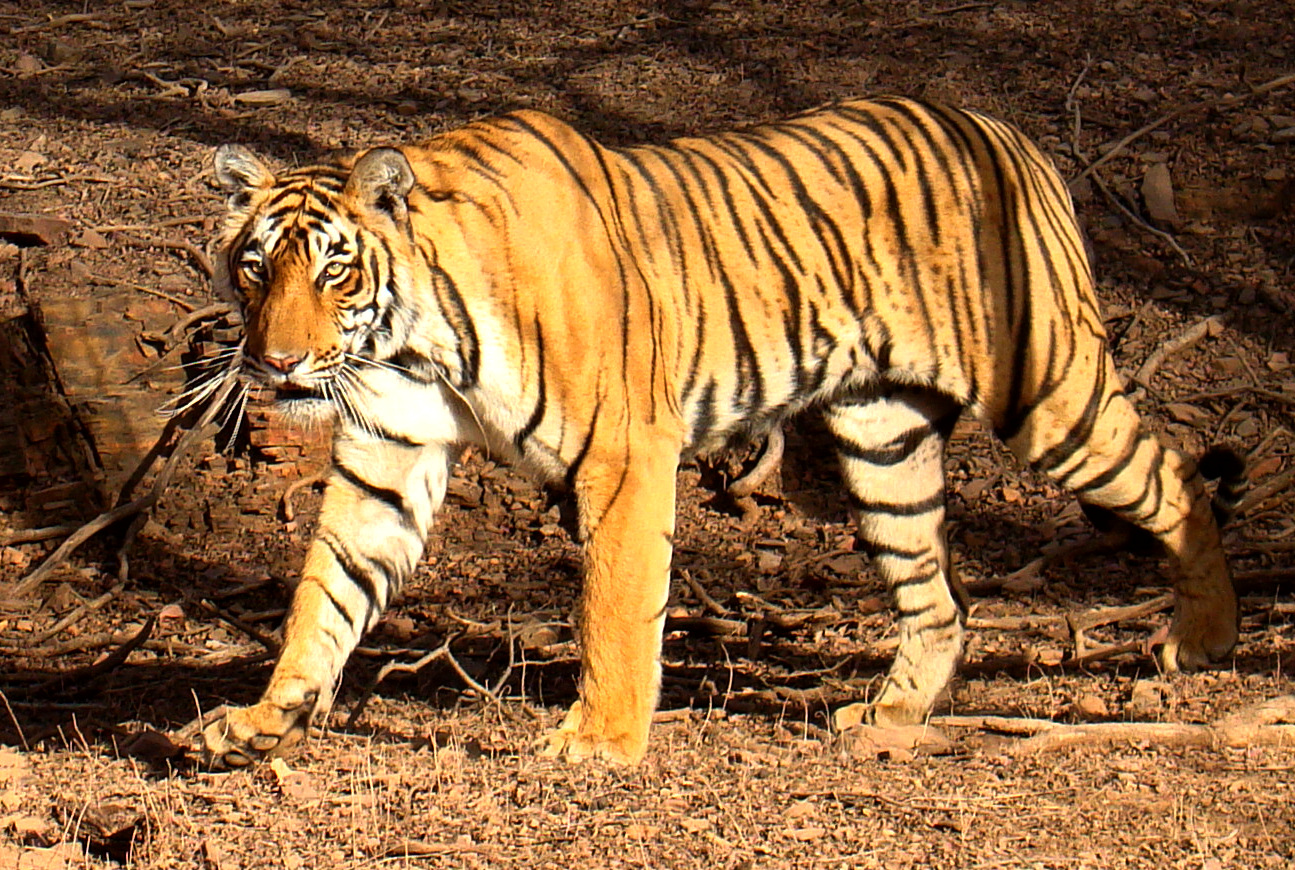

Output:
xmin=198 ymin=97 xmax=1239 ymax=768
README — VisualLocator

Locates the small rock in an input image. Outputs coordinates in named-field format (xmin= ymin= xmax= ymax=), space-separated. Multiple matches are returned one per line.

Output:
xmin=12 ymin=54 xmax=42 ymax=75
xmin=1129 ymin=679 xmax=1166 ymax=714
xmin=838 ymin=723 xmax=953 ymax=760
xmin=0 ymin=213 xmax=71 ymax=247
xmin=72 ymin=228 xmax=109 ymax=249
xmin=1073 ymin=693 xmax=1109 ymax=719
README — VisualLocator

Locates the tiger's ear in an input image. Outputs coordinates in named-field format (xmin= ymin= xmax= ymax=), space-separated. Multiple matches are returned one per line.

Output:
xmin=347 ymin=148 xmax=415 ymax=222
xmin=213 ymin=145 xmax=273 ymax=211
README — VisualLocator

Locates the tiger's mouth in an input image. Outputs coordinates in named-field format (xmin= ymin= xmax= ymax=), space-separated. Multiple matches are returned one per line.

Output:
xmin=273 ymin=381 xmax=325 ymax=405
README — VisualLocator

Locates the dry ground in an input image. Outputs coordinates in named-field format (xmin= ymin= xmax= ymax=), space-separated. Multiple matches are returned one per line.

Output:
xmin=1 ymin=1 xmax=1294 ymax=867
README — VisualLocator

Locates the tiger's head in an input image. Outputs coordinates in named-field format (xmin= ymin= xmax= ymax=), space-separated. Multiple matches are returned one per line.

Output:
xmin=212 ymin=145 xmax=422 ymax=421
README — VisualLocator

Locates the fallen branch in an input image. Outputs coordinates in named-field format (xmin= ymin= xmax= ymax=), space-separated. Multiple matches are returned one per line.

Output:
xmin=1091 ymin=173 xmax=1192 ymax=266
xmin=934 ymin=696 xmax=1295 ymax=755
xmin=10 ymin=617 xmax=156 ymax=699
xmin=0 ymin=523 xmax=81 ymax=546
xmin=963 ymin=535 xmax=1114 ymax=596
xmin=1067 ymin=593 xmax=1172 ymax=659
xmin=183 ymin=595 xmax=280 ymax=655
xmin=115 ymin=234 xmax=213 ymax=278
xmin=345 ymin=633 xmax=504 ymax=729
xmin=680 ymin=568 xmax=730 ymax=617
xmin=280 ymin=471 xmax=326 ymax=523
xmin=1135 ymin=315 xmax=1224 ymax=386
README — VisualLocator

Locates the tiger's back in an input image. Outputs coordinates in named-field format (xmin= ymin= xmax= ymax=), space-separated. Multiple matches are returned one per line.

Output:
xmin=409 ymin=99 xmax=1106 ymax=469
xmin=200 ymin=97 xmax=1239 ymax=768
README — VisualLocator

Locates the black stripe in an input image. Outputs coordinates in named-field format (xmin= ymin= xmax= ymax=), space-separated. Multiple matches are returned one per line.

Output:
xmin=861 ymin=540 xmax=932 ymax=560
xmin=515 ymin=314 xmax=547 ymax=448
xmin=319 ymin=532 xmax=384 ymax=621
xmin=331 ymin=460 xmax=410 ymax=522
xmin=849 ymin=491 xmax=946 ymax=517
xmin=837 ymin=425 xmax=931 ymax=467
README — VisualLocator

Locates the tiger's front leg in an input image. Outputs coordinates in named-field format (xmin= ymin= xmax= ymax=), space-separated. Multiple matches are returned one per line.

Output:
xmin=202 ymin=436 xmax=451 ymax=768
xmin=537 ymin=446 xmax=678 ymax=764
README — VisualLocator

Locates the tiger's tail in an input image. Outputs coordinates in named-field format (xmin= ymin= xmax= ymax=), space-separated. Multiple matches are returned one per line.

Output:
xmin=1198 ymin=444 xmax=1248 ymax=526
xmin=1080 ymin=443 xmax=1247 ymax=552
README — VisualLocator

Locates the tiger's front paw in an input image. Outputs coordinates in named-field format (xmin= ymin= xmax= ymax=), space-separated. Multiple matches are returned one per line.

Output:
xmin=200 ymin=697 xmax=314 ymax=769
xmin=534 ymin=701 xmax=647 ymax=765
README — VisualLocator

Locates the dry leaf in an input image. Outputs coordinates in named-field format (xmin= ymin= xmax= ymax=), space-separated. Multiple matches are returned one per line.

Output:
xmin=1164 ymin=403 xmax=1209 ymax=426
xmin=12 ymin=843 xmax=82 ymax=870
xmin=15 ymin=151 xmax=45 ymax=173
xmin=72 ymin=228 xmax=109 ymax=249
xmin=1142 ymin=163 xmax=1180 ymax=224
xmin=121 ymin=729 xmax=182 ymax=761
xmin=1129 ymin=680 xmax=1166 ymax=714
xmin=13 ymin=54 xmax=42 ymax=75
xmin=2 ymin=815 xmax=51 ymax=838
xmin=269 ymin=757 xmax=320 ymax=802
xmin=624 ymin=823 xmax=661 ymax=838
xmin=201 ymin=838 xmax=232 ymax=870
xmin=680 ymin=817 xmax=711 ymax=833
xmin=790 ymin=826 xmax=827 ymax=841
xmin=0 ymin=748 xmax=29 ymax=785
xmin=785 ymin=799 xmax=815 ymax=820
xmin=233 ymin=89 xmax=292 ymax=107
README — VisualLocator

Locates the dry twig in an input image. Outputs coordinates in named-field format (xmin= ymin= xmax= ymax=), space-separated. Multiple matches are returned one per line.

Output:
xmin=30 ymin=581 xmax=126 ymax=645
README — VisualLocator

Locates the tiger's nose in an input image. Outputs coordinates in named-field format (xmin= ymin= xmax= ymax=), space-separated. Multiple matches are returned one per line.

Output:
xmin=261 ymin=352 xmax=304 ymax=374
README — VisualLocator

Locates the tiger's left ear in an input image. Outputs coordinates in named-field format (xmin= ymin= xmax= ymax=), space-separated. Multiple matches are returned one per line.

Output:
xmin=213 ymin=145 xmax=274 ymax=212
xmin=347 ymin=148 xmax=415 ymax=223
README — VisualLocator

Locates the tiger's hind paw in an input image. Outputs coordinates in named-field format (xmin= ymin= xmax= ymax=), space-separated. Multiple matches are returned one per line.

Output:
xmin=1155 ymin=592 xmax=1239 ymax=674
xmin=200 ymin=700 xmax=312 ymax=769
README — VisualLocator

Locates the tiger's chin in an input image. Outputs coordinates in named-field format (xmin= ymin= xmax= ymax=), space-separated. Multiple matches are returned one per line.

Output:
xmin=266 ymin=385 xmax=337 ymax=427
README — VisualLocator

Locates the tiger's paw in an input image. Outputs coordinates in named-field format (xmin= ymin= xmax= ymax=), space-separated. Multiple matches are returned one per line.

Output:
xmin=1154 ymin=590 xmax=1239 ymax=674
xmin=534 ymin=701 xmax=647 ymax=765
xmin=833 ymin=689 xmax=934 ymax=732
xmin=200 ymin=698 xmax=313 ymax=769
xmin=1156 ymin=614 xmax=1238 ymax=673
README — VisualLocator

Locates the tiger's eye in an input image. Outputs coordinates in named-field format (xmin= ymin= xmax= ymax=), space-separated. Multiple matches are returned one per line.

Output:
xmin=241 ymin=260 xmax=266 ymax=282
xmin=322 ymin=261 xmax=347 ymax=280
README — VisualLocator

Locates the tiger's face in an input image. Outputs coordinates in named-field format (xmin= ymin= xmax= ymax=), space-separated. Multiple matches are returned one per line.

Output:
xmin=213 ymin=145 xmax=418 ymax=423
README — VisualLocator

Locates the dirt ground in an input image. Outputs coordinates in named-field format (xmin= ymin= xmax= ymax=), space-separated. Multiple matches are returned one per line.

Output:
xmin=1 ymin=1 xmax=1294 ymax=867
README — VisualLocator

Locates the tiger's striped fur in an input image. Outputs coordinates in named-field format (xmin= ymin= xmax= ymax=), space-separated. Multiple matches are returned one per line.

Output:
xmin=200 ymin=97 xmax=1240 ymax=767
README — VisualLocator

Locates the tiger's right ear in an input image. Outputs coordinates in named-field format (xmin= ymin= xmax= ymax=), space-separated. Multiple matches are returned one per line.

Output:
xmin=213 ymin=145 xmax=273 ymax=210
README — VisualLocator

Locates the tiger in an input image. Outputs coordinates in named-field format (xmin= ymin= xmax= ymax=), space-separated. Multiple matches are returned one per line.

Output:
xmin=198 ymin=96 xmax=1243 ymax=768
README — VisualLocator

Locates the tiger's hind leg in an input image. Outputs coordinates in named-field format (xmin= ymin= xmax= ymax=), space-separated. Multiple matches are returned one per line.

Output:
xmin=827 ymin=390 xmax=965 ymax=728
xmin=1002 ymin=357 xmax=1237 ymax=671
